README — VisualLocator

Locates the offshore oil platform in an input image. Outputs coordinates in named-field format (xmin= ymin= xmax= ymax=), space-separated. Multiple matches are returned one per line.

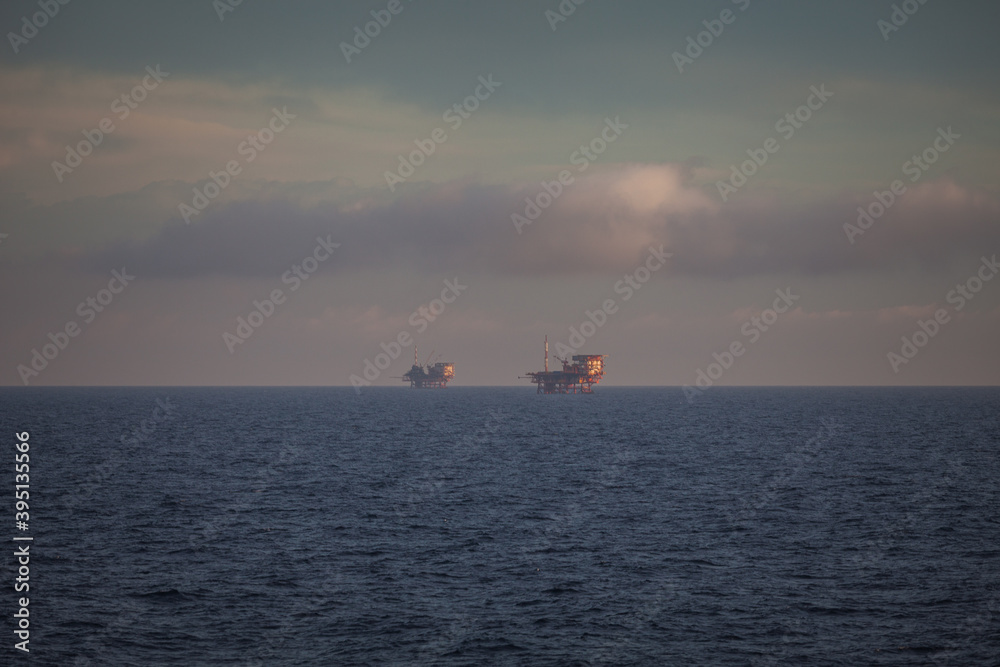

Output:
xmin=400 ymin=348 xmax=455 ymax=388
xmin=520 ymin=336 xmax=607 ymax=394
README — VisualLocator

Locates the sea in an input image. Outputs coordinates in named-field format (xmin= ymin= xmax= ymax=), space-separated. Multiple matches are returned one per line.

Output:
xmin=2 ymin=386 xmax=998 ymax=666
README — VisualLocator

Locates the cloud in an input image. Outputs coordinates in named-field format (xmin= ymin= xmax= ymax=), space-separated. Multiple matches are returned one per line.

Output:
xmin=850 ymin=179 xmax=1000 ymax=267
xmin=71 ymin=165 xmax=1000 ymax=281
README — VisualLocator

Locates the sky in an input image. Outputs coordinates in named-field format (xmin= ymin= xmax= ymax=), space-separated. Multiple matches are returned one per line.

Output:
xmin=1 ymin=0 xmax=999 ymax=388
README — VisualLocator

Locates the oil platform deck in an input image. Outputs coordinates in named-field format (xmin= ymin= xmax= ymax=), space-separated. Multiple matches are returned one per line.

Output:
xmin=400 ymin=350 xmax=454 ymax=388
xmin=520 ymin=337 xmax=606 ymax=394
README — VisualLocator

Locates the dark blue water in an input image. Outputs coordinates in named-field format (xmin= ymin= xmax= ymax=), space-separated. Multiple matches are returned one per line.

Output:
xmin=3 ymin=387 xmax=998 ymax=665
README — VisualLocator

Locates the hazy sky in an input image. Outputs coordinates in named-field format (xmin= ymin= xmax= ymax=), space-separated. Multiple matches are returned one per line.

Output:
xmin=2 ymin=0 xmax=999 ymax=387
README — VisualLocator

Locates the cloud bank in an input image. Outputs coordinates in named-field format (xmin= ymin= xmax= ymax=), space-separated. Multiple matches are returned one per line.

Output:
xmin=80 ymin=164 xmax=999 ymax=280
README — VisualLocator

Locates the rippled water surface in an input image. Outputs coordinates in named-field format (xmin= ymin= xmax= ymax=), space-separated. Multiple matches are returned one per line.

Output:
xmin=4 ymin=386 xmax=999 ymax=665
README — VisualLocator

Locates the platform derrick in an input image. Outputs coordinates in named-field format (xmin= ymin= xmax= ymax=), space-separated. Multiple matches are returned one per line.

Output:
xmin=399 ymin=348 xmax=454 ymax=388
xmin=520 ymin=336 xmax=606 ymax=394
